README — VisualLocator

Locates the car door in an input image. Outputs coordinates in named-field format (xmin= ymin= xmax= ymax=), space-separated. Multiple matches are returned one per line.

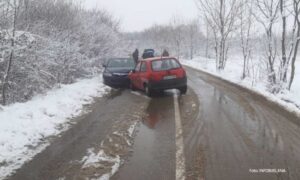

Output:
xmin=131 ymin=62 xmax=142 ymax=89
xmin=137 ymin=61 xmax=148 ymax=89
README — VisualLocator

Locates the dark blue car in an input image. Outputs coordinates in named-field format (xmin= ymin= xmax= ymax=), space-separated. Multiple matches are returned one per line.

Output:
xmin=102 ymin=58 xmax=136 ymax=88
xmin=142 ymin=49 xmax=155 ymax=59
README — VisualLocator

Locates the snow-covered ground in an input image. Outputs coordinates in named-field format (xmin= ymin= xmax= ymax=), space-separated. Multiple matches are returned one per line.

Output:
xmin=0 ymin=76 xmax=110 ymax=179
xmin=182 ymin=57 xmax=300 ymax=115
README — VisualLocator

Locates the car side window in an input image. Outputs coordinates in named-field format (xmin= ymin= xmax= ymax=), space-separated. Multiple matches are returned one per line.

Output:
xmin=140 ymin=62 xmax=147 ymax=72
xmin=135 ymin=62 xmax=141 ymax=72
xmin=170 ymin=59 xmax=181 ymax=69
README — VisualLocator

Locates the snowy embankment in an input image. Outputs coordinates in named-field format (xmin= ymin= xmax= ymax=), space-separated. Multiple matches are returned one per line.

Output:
xmin=0 ymin=76 xmax=110 ymax=179
xmin=182 ymin=57 xmax=300 ymax=116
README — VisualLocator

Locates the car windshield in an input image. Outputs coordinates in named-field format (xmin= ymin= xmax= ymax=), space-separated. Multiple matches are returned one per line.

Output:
xmin=107 ymin=58 xmax=135 ymax=68
xmin=151 ymin=58 xmax=181 ymax=71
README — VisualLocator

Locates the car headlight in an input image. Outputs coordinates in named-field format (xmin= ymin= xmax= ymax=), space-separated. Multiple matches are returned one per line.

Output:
xmin=104 ymin=72 xmax=113 ymax=77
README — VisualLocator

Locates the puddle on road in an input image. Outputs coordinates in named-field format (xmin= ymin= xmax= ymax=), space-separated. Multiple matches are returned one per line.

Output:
xmin=140 ymin=89 xmax=185 ymax=130
xmin=111 ymin=92 xmax=177 ymax=180
xmin=112 ymin=89 xmax=204 ymax=180
xmin=142 ymin=95 xmax=173 ymax=129
xmin=187 ymin=70 xmax=300 ymax=180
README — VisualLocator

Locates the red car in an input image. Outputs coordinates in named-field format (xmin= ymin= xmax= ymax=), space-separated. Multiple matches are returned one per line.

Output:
xmin=129 ymin=57 xmax=187 ymax=96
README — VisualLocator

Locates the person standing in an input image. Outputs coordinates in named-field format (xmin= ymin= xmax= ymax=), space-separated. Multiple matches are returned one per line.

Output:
xmin=132 ymin=49 xmax=139 ymax=64
xmin=162 ymin=49 xmax=169 ymax=57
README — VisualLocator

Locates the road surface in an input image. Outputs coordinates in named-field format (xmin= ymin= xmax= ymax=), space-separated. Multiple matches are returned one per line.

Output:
xmin=7 ymin=67 xmax=300 ymax=180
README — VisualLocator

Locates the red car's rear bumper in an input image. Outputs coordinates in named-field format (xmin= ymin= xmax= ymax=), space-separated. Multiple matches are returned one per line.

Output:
xmin=148 ymin=76 xmax=187 ymax=90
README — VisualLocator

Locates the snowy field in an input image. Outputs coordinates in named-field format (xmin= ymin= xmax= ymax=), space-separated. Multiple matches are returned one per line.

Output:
xmin=0 ymin=76 xmax=110 ymax=178
xmin=182 ymin=57 xmax=300 ymax=116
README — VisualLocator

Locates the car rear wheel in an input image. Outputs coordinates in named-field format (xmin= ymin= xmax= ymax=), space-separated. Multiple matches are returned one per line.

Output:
xmin=144 ymin=84 xmax=153 ymax=97
xmin=179 ymin=86 xmax=187 ymax=95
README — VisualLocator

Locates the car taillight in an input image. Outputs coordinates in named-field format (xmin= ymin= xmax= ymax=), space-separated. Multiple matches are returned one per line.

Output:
xmin=183 ymin=69 xmax=186 ymax=77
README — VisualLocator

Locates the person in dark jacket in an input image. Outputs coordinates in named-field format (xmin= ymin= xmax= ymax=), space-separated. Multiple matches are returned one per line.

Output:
xmin=132 ymin=49 xmax=139 ymax=64
xmin=162 ymin=49 xmax=169 ymax=57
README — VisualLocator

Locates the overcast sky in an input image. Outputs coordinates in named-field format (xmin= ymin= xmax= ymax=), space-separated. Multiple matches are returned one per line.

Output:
xmin=84 ymin=0 xmax=199 ymax=32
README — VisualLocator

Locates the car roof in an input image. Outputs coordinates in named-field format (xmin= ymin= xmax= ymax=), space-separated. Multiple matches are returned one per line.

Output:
xmin=144 ymin=49 xmax=154 ymax=52
xmin=140 ymin=56 xmax=177 ymax=62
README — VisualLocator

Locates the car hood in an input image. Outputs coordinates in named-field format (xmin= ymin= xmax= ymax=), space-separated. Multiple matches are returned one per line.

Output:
xmin=106 ymin=67 xmax=133 ymax=73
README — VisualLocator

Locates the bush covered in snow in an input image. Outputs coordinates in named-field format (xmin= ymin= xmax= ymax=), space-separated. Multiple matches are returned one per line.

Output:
xmin=0 ymin=0 xmax=125 ymax=105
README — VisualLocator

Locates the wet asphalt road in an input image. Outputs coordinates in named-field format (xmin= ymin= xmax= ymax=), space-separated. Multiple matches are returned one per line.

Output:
xmin=7 ymin=90 xmax=148 ymax=180
xmin=7 ymin=67 xmax=300 ymax=180
xmin=186 ymin=67 xmax=300 ymax=180
xmin=112 ymin=93 xmax=177 ymax=180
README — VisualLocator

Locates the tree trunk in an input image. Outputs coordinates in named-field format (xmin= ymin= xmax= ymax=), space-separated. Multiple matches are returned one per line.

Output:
xmin=205 ymin=25 xmax=209 ymax=58
xmin=267 ymin=24 xmax=276 ymax=85
xmin=219 ymin=0 xmax=225 ymax=70
xmin=288 ymin=21 xmax=300 ymax=90
xmin=1 ymin=1 xmax=17 ymax=105
xmin=288 ymin=1 xmax=300 ymax=90
xmin=242 ymin=54 xmax=247 ymax=79
xmin=190 ymin=44 xmax=194 ymax=60
xmin=280 ymin=0 xmax=288 ymax=82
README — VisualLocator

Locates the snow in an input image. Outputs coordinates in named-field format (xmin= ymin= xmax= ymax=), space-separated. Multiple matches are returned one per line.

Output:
xmin=79 ymin=120 xmax=139 ymax=180
xmin=80 ymin=147 xmax=121 ymax=180
xmin=127 ymin=122 xmax=137 ymax=137
xmin=0 ymin=76 xmax=110 ymax=179
xmin=80 ymin=148 xmax=121 ymax=180
xmin=181 ymin=56 xmax=300 ymax=116
xmin=81 ymin=149 xmax=120 ymax=170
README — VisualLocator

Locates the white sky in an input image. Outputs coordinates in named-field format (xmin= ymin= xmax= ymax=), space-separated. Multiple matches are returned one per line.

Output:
xmin=84 ymin=0 xmax=199 ymax=32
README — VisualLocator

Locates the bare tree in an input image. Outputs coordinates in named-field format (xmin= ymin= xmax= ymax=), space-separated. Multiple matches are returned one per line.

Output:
xmin=239 ymin=0 xmax=254 ymax=79
xmin=186 ymin=19 xmax=200 ymax=59
xmin=1 ymin=0 xmax=19 ymax=105
xmin=253 ymin=0 xmax=280 ymax=89
xmin=128 ymin=18 xmax=204 ymax=59
xmin=288 ymin=0 xmax=300 ymax=90
xmin=279 ymin=0 xmax=288 ymax=82
xmin=204 ymin=18 xmax=210 ymax=58
xmin=197 ymin=0 xmax=241 ymax=70
xmin=170 ymin=16 xmax=185 ymax=60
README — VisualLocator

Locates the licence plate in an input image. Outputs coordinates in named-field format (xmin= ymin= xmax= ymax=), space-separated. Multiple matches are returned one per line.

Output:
xmin=163 ymin=75 xmax=176 ymax=80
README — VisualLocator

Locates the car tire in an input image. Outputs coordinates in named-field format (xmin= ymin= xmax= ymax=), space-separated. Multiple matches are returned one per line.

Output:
xmin=179 ymin=86 xmax=187 ymax=95
xmin=144 ymin=84 xmax=153 ymax=97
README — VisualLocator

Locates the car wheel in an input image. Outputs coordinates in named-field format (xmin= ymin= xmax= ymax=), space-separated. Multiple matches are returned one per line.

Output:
xmin=144 ymin=84 xmax=153 ymax=97
xmin=179 ymin=86 xmax=187 ymax=95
